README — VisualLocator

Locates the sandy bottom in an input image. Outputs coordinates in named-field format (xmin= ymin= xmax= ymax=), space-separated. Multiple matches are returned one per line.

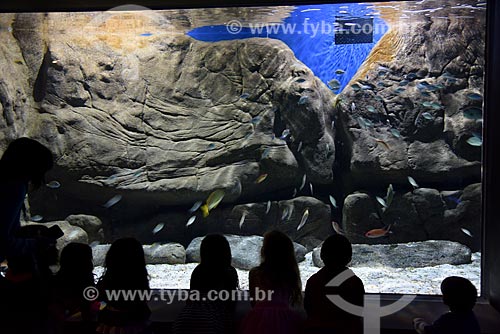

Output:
xmin=94 ymin=252 xmax=481 ymax=295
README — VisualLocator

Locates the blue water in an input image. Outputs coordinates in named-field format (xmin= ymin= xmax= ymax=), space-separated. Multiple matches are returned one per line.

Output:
xmin=187 ymin=4 xmax=388 ymax=91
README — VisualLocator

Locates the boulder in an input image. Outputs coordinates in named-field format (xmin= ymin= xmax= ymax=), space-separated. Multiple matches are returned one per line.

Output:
xmin=66 ymin=214 xmax=104 ymax=242
xmin=25 ymin=221 xmax=89 ymax=252
xmin=186 ymin=234 xmax=307 ymax=270
xmin=342 ymin=184 xmax=481 ymax=251
xmin=312 ymin=240 xmax=472 ymax=268
xmin=92 ymin=243 xmax=186 ymax=266
xmin=143 ymin=243 xmax=186 ymax=264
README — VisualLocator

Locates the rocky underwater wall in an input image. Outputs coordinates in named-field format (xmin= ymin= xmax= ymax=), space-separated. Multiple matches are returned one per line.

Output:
xmin=0 ymin=1 xmax=484 ymax=252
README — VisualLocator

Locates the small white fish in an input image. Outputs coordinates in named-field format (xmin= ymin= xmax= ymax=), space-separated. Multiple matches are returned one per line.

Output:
xmin=286 ymin=204 xmax=294 ymax=220
xmin=326 ymin=144 xmax=330 ymax=153
xmin=376 ymin=196 xmax=388 ymax=208
xmin=329 ymin=195 xmax=337 ymax=208
xmin=292 ymin=188 xmax=297 ymax=197
xmin=189 ymin=201 xmax=203 ymax=213
xmin=89 ymin=241 xmax=100 ymax=248
xmin=297 ymin=141 xmax=303 ymax=152
xmin=281 ymin=207 xmax=290 ymax=220
xmin=331 ymin=120 xmax=335 ymax=129
xmin=266 ymin=201 xmax=271 ymax=214
xmin=332 ymin=221 xmax=345 ymax=235
xmin=152 ymin=223 xmax=165 ymax=234
xmin=299 ymin=174 xmax=306 ymax=190
xmin=46 ymin=181 xmax=61 ymax=189
xmin=351 ymin=102 xmax=356 ymax=112
xmin=297 ymin=208 xmax=310 ymax=231
xmin=461 ymin=228 xmax=473 ymax=238
xmin=240 ymin=211 xmax=248 ymax=229
xmin=103 ymin=195 xmax=122 ymax=208
xmin=31 ymin=215 xmax=43 ymax=222
xmin=408 ymin=176 xmax=419 ymax=189
xmin=186 ymin=216 xmax=196 ymax=227
xmin=309 ymin=183 xmax=314 ymax=195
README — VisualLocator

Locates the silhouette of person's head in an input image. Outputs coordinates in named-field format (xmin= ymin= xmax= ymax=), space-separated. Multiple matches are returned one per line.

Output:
xmin=261 ymin=230 xmax=295 ymax=267
xmin=441 ymin=276 xmax=477 ymax=312
xmin=200 ymin=234 xmax=232 ymax=267
xmin=103 ymin=238 xmax=148 ymax=290
xmin=260 ymin=230 xmax=302 ymax=304
xmin=58 ymin=243 xmax=94 ymax=288
xmin=321 ymin=234 xmax=352 ymax=268
xmin=0 ymin=137 xmax=53 ymax=188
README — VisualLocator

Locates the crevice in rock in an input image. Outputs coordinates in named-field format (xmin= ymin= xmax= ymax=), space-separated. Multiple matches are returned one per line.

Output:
xmin=33 ymin=50 xmax=51 ymax=102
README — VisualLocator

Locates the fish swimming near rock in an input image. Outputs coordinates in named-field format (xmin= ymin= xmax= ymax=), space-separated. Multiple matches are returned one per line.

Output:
xmin=207 ymin=143 xmax=216 ymax=151
xmin=261 ymin=147 xmax=271 ymax=159
xmin=390 ymin=128 xmax=401 ymax=138
xmin=309 ymin=183 xmax=314 ymax=195
xmin=186 ymin=216 xmax=196 ymax=227
xmin=329 ymin=195 xmax=337 ymax=208
xmin=351 ymin=83 xmax=361 ymax=91
xmin=239 ymin=211 xmax=248 ymax=229
xmin=297 ymin=141 xmax=303 ymax=152
xmin=466 ymin=92 xmax=482 ymax=101
xmin=466 ymin=136 xmax=482 ymax=146
xmin=266 ymin=200 xmax=271 ymax=214
xmin=200 ymin=189 xmax=225 ymax=217
xmin=280 ymin=129 xmax=290 ymax=140
xmin=386 ymin=184 xmax=394 ymax=207
xmin=255 ymin=174 xmax=268 ymax=184
xmin=351 ymin=102 xmax=356 ymax=112
xmin=188 ymin=201 xmax=203 ymax=213
xmin=332 ymin=221 xmax=345 ymax=235
xmin=292 ymin=188 xmax=297 ymax=197
xmin=140 ymin=32 xmax=153 ymax=37
xmin=251 ymin=116 xmax=262 ymax=124
xmin=46 ymin=181 xmax=61 ymax=189
xmin=297 ymin=208 xmax=309 ymax=231
xmin=298 ymin=96 xmax=309 ymax=105
xmin=103 ymin=195 xmax=122 ymax=209
xmin=366 ymin=105 xmax=376 ymax=113
xmin=281 ymin=206 xmax=290 ymax=221
xmin=422 ymin=112 xmax=434 ymax=120
xmin=152 ymin=223 xmax=165 ymax=234
xmin=335 ymin=69 xmax=345 ymax=75
xmin=240 ymin=93 xmax=250 ymax=99
xmin=460 ymin=228 xmax=473 ymax=237
xmin=376 ymin=196 xmax=388 ymax=208
xmin=328 ymin=79 xmax=341 ymax=90
xmin=408 ymin=176 xmax=419 ymax=189
xmin=462 ymin=107 xmax=482 ymax=120
xmin=295 ymin=78 xmax=306 ymax=83
xmin=365 ymin=224 xmax=392 ymax=238
xmin=299 ymin=174 xmax=306 ymax=191
xmin=31 ymin=215 xmax=43 ymax=222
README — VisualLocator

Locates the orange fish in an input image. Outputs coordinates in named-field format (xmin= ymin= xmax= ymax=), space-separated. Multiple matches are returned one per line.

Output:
xmin=255 ymin=174 xmax=268 ymax=184
xmin=365 ymin=224 xmax=392 ymax=238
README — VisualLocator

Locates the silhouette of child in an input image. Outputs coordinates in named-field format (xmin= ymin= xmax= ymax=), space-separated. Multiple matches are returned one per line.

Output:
xmin=413 ymin=276 xmax=481 ymax=334
xmin=96 ymin=238 xmax=151 ymax=334
xmin=239 ymin=230 xmax=303 ymax=334
xmin=0 ymin=138 xmax=53 ymax=263
xmin=49 ymin=243 xmax=98 ymax=334
xmin=0 ymin=224 xmax=62 ymax=334
xmin=173 ymin=234 xmax=239 ymax=334
xmin=304 ymin=234 xmax=365 ymax=334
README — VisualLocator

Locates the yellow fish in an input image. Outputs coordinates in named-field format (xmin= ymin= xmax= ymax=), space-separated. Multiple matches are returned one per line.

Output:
xmin=201 ymin=189 xmax=225 ymax=217
xmin=255 ymin=174 xmax=268 ymax=184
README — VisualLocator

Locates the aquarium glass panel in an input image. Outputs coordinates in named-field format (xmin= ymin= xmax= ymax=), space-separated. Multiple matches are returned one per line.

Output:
xmin=0 ymin=0 xmax=485 ymax=295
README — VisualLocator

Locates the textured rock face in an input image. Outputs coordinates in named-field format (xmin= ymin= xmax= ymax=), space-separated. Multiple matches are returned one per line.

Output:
xmin=24 ymin=221 xmax=89 ymax=252
xmin=186 ymin=234 xmax=307 ymax=270
xmin=312 ymin=240 xmax=472 ymax=268
xmin=338 ymin=3 xmax=484 ymax=189
xmin=341 ymin=183 xmax=481 ymax=251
